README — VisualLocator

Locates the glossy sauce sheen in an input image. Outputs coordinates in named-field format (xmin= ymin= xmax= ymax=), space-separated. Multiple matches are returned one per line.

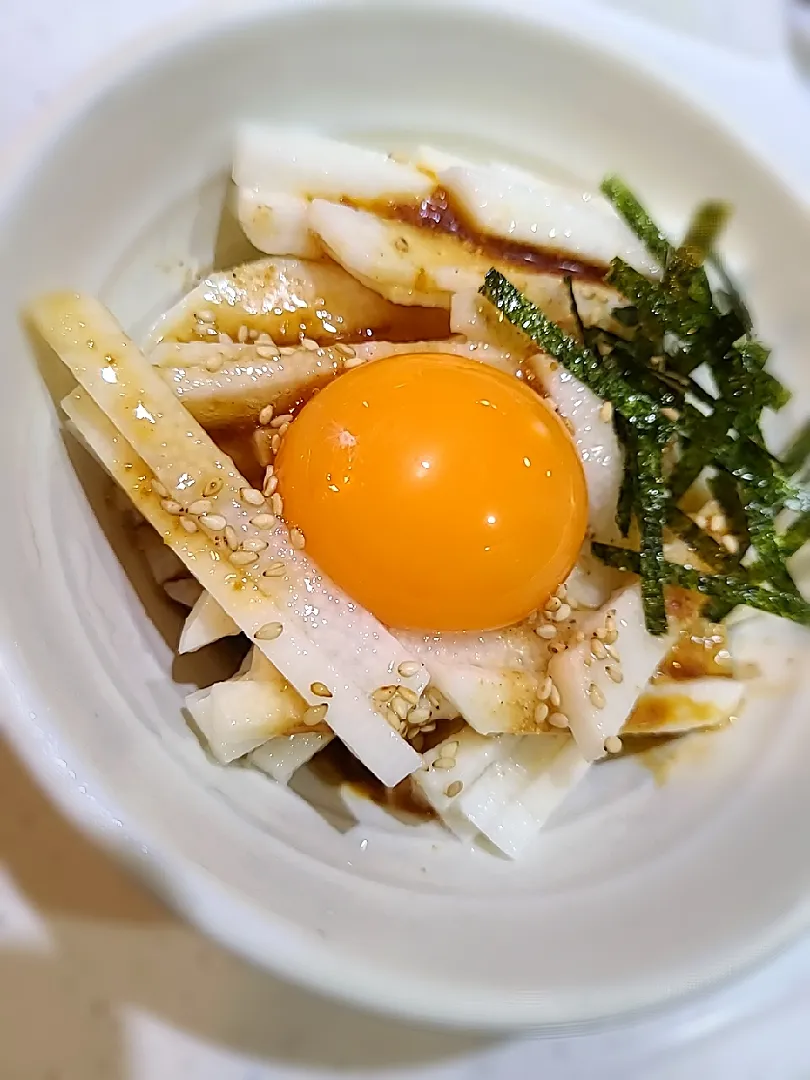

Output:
xmin=358 ymin=188 xmax=609 ymax=283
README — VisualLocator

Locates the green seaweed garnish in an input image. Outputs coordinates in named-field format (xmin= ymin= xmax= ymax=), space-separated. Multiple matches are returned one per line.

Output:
xmin=636 ymin=436 xmax=669 ymax=634
xmin=480 ymin=172 xmax=810 ymax=633
xmin=592 ymin=544 xmax=810 ymax=626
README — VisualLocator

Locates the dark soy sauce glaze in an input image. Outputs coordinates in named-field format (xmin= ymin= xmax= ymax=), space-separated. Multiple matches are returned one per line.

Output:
xmin=358 ymin=187 xmax=609 ymax=283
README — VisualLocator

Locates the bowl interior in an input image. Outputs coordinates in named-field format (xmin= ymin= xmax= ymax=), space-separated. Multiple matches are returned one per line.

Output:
xmin=2 ymin=0 xmax=810 ymax=1028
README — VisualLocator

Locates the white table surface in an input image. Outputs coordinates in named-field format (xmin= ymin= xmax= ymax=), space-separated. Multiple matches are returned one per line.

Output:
xmin=3 ymin=2 xmax=810 ymax=1078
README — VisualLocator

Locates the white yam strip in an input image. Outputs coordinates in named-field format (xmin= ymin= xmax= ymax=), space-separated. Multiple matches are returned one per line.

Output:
xmin=155 ymin=345 xmax=342 ymax=426
xmin=40 ymin=304 xmax=423 ymax=787
xmin=143 ymin=258 xmax=430 ymax=349
xmin=186 ymin=666 xmax=322 ymax=764
xmin=179 ymin=590 xmax=242 ymax=654
xmin=63 ymin=388 xmax=416 ymax=785
xmin=393 ymin=622 xmax=547 ymax=672
xmin=456 ymin=733 xmax=588 ymax=857
xmin=529 ymin=352 xmax=624 ymax=544
xmin=309 ymin=200 xmax=457 ymax=307
xmin=233 ymin=126 xmax=433 ymax=202
xmin=414 ymin=728 xmax=518 ymax=817
xmin=438 ymin=164 xmax=660 ymax=276
xmin=549 ymin=584 xmax=671 ymax=761
xmin=155 ymin=337 xmax=522 ymax=428
xmin=235 ymin=189 xmax=320 ymax=258
xmin=424 ymin=663 xmax=553 ymax=736
xmin=466 ymin=737 xmax=590 ymax=859
xmin=623 ymin=678 xmax=745 ymax=736
xmin=250 ymin=733 xmax=333 ymax=784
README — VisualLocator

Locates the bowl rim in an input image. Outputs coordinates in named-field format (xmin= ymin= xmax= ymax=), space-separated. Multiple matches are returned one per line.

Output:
xmin=2 ymin=0 xmax=810 ymax=1032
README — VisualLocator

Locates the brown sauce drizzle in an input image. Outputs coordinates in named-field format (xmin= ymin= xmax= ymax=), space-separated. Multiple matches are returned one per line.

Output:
xmin=354 ymin=187 xmax=609 ymax=284
xmin=310 ymin=741 xmax=436 ymax=821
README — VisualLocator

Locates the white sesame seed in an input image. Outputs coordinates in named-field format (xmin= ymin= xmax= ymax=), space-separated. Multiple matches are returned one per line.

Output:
xmin=262 ymin=475 xmax=279 ymax=496
xmin=534 ymin=702 xmax=549 ymax=724
xmin=230 ymin=549 xmax=259 ymax=566
xmin=242 ymin=538 xmax=269 ymax=553
xmin=421 ymin=721 xmax=437 ymax=733
xmin=591 ymin=638 xmax=607 ymax=659
xmin=445 ymin=780 xmax=463 ymax=798
xmin=237 ymin=325 xmax=249 ymax=343
xmin=310 ymin=682 xmax=332 ymax=698
xmin=408 ymin=706 xmax=431 ymax=725
xmin=304 ymin=704 xmax=329 ymax=725
xmin=397 ymin=660 xmax=421 ymax=678
xmin=373 ymin=686 xmax=396 ymax=703
xmin=391 ymin=695 xmax=410 ymax=720
xmin=301 ymin=337 xmax=320 ymax=352
xmin=604 ymin=629 xmax=619 ymax=646
xmin=270 ymin=413 xmax=293 ymax=429
xmin=575 ymin=630 xmax=586 ymax=643
xmin=203 ymin=478 xmax=223 ymax=498
xmin=426 ymin=686 xmax=444 ymax=709
xmin=256 ymin=345 xmax=279 ymax=360
xmin=605 ymin=644 xmax=621 ymax=662
xmin=262 ymin=467 xmax=276 ymax=496
xmin=289 ymin=528 xmax=306 ymax=550
xmin=248 ymin=328 xmax=259 ymax=341
xmin=606 ymin=665 xmax=624 ymax=683
xmin=546 ymin=595 xmax=562 ymax=613
xmin=398 ymin=686 xmax=420 ymax=706
xmin=271 ymin=433 xmax=281 ymax=453
xmin=255 ymin=621 xmax=283 ymax=641
xmin=538 ymin=676 xmax=553 ymax=701
xmin=555 ymin=583 xmax=568 ymax=601
xmin=270 ymin=492 xmax=284 ymax=516
xmin=594 ymin=627 xmax=608 ymax=640
xmin=160 ymin=499 xmax=183 ymax=515
xmin=432 ymin=758 xmax=454 ymax=771
xmin=335 ymin=343 xmax=356 ymax=358
xmin=180 ymin=517 xmax=198 ymax=534
xmin=218 ymin=332 xmax=233 ymax=344
xmin=549 ymin=685 xmax=561 ymax=708
xmin=199 ymin=513 xmax=227 ymax=532
xmin=589 ymin=683 xmax=606 ymax=709
xmin=150 ymin=480 xmax=169 ymax=498
xmin=262 ymin=561 xmax=285 ymax=578
xmin=258 ymin=404 xmax=275 ymax=425
xmin=198 ymin=309 xmax=215 ymax=324
xmin=251 ymin=513 xmax=276 ymax=530
xmin=224 ymin=525 xmax=239 ymax=550
xmin=536 ymin=624 xmax=558 ymax=639
xmin=554 ymin=603 xmax=572 ymax=622
xmin=599 ymin=401 xmax=613 ymax=422
xmin=604 ymin=735 xmax=623 ymax=755
xmin=240 ymin=486 xmax=265 ymax=506
xmin=442 ymin=741 xmax=459 ymax=756
xmin=548 ymin=711 xmax=569 ymax=729
xmin=278 ymin=422 xmax=290 ymax=437
xmin=187 ymin=499 xmax=212 ymax=516
xmin=549 ymin=641 xmax=566 ymax=654
xmin=205 ymin=355 xmax=223 ymax=373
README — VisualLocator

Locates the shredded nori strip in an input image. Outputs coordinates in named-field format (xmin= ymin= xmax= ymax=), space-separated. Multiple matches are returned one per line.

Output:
xmin=600 ymin=176 xmax=670 ymax=265
xmin=481 ymin=172 xmax=810 ymax=632
xmin=636 ymin=437 xmax=669 ymax=634
xmin=592 ymin=544 xmax=810 ymax=626
xmin=613 ymin=413 xmax=637 ymax=538
xmin=709 ymin=471 xmax=749 ymax=553
xmin=782 ymin=420 xmax=810 ymax=478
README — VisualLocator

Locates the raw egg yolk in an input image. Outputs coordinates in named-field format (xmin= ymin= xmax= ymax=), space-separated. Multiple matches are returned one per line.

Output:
xmin=275 ymin=353 xmax=587 ymax=631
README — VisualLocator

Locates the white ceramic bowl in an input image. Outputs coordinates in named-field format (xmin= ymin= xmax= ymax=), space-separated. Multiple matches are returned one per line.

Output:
xmin=3 ymin=0 xmax=810 ymax=1032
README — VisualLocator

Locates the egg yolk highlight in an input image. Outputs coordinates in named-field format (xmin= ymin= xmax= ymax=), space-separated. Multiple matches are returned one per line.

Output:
xmin=275 ymin=353 xmax=588 ymax=631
